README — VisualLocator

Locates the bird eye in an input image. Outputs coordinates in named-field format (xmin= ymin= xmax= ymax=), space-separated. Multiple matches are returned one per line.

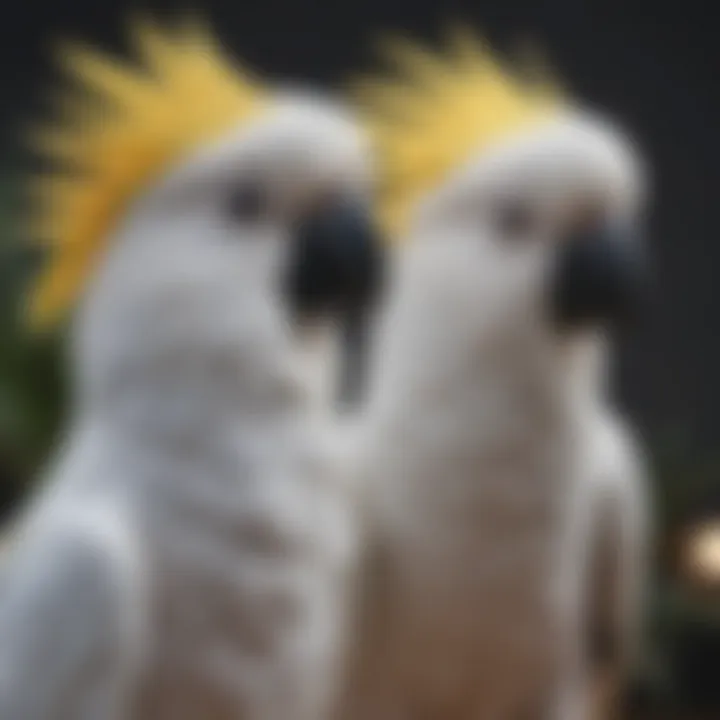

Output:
xmin=227 ymin=182 xmax=268 ymax=223
xmin=494 ymin=201 xmax=538 ymax=243
xmin=567 ymin=203 xmax=606 ymax=236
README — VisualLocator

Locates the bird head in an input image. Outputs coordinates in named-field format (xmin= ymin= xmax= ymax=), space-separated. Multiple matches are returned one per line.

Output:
xmin=26 ymin=18 xmax=384 ymax=406
xmin=358 ymin=29 xmax=649 ymax=385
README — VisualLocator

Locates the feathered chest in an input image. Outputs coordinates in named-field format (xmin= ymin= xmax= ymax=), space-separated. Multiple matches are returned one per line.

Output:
xmin=129 ymin=429 xmax=357 ymax=719
xmin=375 ymin=374 xmax=576 ymax=549
xmin=356 ymin=381 xmax=584 ymax=715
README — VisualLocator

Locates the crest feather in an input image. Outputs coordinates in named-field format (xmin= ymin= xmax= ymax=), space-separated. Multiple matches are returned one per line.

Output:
xmin=26 ymin=16 xmax=265 ymax=329
xmin=356 ymin=28 xmax=564 ymax=236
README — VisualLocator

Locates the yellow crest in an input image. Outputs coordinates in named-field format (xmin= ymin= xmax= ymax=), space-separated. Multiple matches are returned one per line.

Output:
xmin=355 ymin=28 xmax=564 ymax=236
xmin=26 ymin=16 xmax=265 ymax=329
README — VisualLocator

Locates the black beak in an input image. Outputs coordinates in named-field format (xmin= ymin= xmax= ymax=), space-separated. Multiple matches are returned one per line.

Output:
xmin=551 ymin=222 xmax=649 ymax=330
xmin=285 ymin=198 xmax=384 ymax=318
xmin=285 ymin=198 xmax=385 ymax=408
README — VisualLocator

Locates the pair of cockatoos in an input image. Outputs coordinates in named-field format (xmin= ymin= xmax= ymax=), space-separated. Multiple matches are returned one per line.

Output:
xmin=0 ymin=16 xmax=650 ymax=720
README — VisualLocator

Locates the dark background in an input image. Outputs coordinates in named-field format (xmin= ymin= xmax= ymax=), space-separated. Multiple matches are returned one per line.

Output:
xmin=0 ymin=0 xmax=718 ymax=715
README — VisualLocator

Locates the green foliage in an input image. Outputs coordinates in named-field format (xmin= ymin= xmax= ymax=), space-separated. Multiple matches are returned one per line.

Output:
xmin=0 ymin=170 xmax=65 ymax=514
xmin=651 ymin=437 xmax=720 ymax=533
xmin=634 ymin=440 xmax=720 ymax=710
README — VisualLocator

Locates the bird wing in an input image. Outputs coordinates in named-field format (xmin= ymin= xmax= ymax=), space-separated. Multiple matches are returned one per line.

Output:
xmin=585 ymin=413 xmax=651 ymax=714
xmin=0 ymin=501 xmax=146 ymax=720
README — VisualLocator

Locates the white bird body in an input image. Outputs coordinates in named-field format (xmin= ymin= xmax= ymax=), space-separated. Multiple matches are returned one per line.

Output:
xmin=0 ymin=81 xmax=375 ymax=719
xmin=1 ymin=351 xmax=355 ymax=720
xmin=338 ymin=109 xmax=650 ymax=719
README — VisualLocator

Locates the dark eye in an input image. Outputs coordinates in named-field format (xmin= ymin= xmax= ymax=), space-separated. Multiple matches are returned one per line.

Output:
xmin=227 ymin=183 xmax=268 ymax=223
xmin=494 ymin=201 xmax=538 ymax=242
xmin=568 ymin=203 xmax=606 ymax=236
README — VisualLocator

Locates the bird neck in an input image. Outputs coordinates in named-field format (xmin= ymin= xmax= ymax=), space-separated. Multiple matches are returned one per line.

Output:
xmin=368 ymin=311 xmax=609 ymax=451
xmin=72 ymin=324 xmax=315 ymax=453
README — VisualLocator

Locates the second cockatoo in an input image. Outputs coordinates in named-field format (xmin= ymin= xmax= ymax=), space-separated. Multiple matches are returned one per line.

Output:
xmin=0 ymin=18 xmax=382 ymax=720
xmin=338 ymin=31 xmax=651 ymax=719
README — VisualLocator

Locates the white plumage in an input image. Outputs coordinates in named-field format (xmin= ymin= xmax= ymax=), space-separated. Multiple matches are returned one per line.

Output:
xmin=338 ymin=112 xmax=651 ymax=719
xmin=0 ymin=97 xmax=374 ymax=720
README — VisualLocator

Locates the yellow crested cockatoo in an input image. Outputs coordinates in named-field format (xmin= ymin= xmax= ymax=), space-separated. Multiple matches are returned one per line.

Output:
xmin=0 ymin=17 xmax=383 ymax=720
xmin=337 ymin=31 xmax=650 ymax=719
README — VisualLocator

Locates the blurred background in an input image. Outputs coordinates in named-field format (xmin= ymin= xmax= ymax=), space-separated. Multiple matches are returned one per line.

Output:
xmin=0 ymin=0 xmax=717 ymax=716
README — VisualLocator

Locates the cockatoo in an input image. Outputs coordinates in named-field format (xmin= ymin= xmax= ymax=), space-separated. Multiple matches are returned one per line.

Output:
xmin=0 ymin=18 xmax=382 ymax=720
xmin=338 ymin=32 xmax=650 ymax=719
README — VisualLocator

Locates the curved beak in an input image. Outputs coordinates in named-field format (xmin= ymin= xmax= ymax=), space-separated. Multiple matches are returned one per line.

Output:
xmin=551 ymin=221 xmax=650 ymax=330
xmin=284 ymin=197 xmax=386 ymax=408
xmin=285 ymin=198 xmax=384 ymax=317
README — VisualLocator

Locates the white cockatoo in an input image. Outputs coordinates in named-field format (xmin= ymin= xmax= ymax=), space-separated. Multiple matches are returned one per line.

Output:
xmin=337 ymin=32 xmax=651 ymax=719
xmin=0 ymin=18 xmax=382 ymax=720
